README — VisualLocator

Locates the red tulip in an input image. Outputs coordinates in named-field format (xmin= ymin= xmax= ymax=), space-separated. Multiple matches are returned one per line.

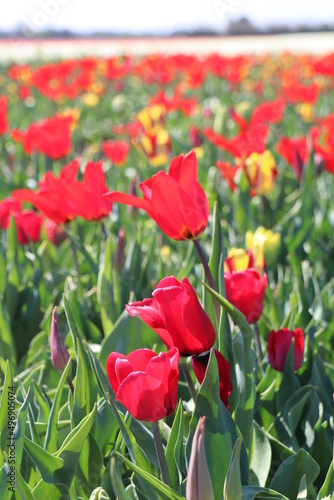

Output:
xmin=0 ymin=95 xmax=8 ymax=135
xmin=0 ymin=198 xmax=21 ymax=230
xmin=267 ymin=327 xmax=304 ymax=372
xmin=191 ymin=349 xmax=232 ymax=409
xmin=13 ymin=160 xmax=81 ymax=224
xmin=276 ymin=136 xmax=310 ymax=180
xmin=12 ymin=114 xmax=72 ymax=159
xmin=14 ymin=210 xmax=43 ymax=245
xmin=104 ymin=150 xmax=209 ymax=240
xmin=102 ymin=140 xmax=130 ymax=166
xmin=13 ymin=160 xmax=112 ymax=223
xmin=106 ymin=347 xmax=179 ymax=422
xmin=224 ymin=269 xmax=267 ymax=324
xmin=126 ymin=276 xmax=216 ymax=357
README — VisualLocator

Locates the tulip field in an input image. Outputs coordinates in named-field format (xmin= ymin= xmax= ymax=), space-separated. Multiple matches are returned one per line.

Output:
xmin=0 ymin=50 xmax=334 ymax=499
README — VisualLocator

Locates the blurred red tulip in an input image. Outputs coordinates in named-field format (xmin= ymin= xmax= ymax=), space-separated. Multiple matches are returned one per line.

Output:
xmin=102 ymin=140 xmax=130 ymax=166
xmin=267 ymin=327 xmax=304 ymax=372
xmin=0 ymin=95 xmax=8 ymax=134
xmin=12 ymin=114 xmax=72 ymax=159
xmin=0 ymin=198 xmax=21 ymax=230
xmin=105 ymin=150 xmax=209 ymax=240
xmin=14 ymin=210 xmax=43 ymax=245
xmin=106 ymin=347 xmax=179 ymax=422
xmin=126 ymin=276 xmax=216 ymax=357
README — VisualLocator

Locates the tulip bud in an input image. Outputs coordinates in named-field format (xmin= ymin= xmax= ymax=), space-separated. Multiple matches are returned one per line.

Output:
xmin=44 ymin=219 xmax=67 ymax=247
xmin=186 ymin=417 xmax=214 ymax=500
xmin=50 ymin=306 xmax=70 ymax=372
xmin=114 ymin=227 xmax=125 ymax=273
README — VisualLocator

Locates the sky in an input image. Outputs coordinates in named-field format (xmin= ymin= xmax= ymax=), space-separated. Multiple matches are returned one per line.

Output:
xmin=2 ymin=0 xmax=334 ymax=34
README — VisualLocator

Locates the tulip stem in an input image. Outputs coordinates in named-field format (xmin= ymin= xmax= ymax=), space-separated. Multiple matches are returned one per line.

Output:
xmin=193 ymin=239 xmax=220 ymax=326
xmin=151 ymin=421 xmax=172 ymax=488
xmin=182 ymin=363 xmax=197 ymax=402
xmin=254 ymin=323 xmax=263 ymax=365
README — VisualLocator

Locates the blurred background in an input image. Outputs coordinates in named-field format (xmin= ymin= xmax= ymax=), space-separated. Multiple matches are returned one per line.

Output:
xmin=2 ymin=0 xmax=334 ymax=37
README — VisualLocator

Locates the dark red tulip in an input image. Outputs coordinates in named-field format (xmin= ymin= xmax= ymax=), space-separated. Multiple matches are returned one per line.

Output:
xmin=267 ymin=327 xmax=304 ymax=372
xmin=191 ymin=349 xmax=232 ymax=409
xmin=126 ymin=276 xmax=216 ymax=357
xmin=105 ymin=150 xmax=209 ymax=240
xmin=106 ymin=347 xmax=179 ymax=422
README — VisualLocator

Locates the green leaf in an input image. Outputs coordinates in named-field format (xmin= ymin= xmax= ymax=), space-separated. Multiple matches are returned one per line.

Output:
xmin=296 ymin=475 xmax=307 ymax=500
xmin=241 ymin=485 xmax=290 ymax=499
xmin=269 ymin=449 xmax=320 ymax=499
xmin=44 ymin=358 xmax=72 ymax=453
xmin=24 ymin=437 xmax=65 ymax=484
xmin=72 ymin=336 xmax=97 ymax=428
xmin=165 ymin=399 xmax=184 ymax=491
xmin=0 ymin=463 xmax=15 ymax=500
xmin=203 ymin=282 xmax=255 ymax=454
xmin=250 ymin=422 xmax=272 ymax=487
xmin=15 ymin=466 xmax=36 ymax=500
xmin=0 ymin=360 xmax=14 ymax=432
xmin=99 ymin=309 xmax=160 ymax=368
xmin=224 ymin=438 xmax=243 ymax=500
xmin=116 ymin=453 xmax=185 ymax=500
xmin=13 ymin=386 xmax=32 ymax=467
xmin=316 ymin=459 xmax=334 ymax=500
xmin=186 ymin=350 xmax=248 ymax=500
xmin=63 ymin=293 xmax=85 ymax=343
xmin=0 ymin=297 xmax=16 ymax=366
xmin=110 ymin=456 xmax=132 ymax=500
xmin=55 ymin=404 xmax=97 ymax=459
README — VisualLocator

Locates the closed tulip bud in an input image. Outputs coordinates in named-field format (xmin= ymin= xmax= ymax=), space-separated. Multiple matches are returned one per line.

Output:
xmin=245 ymin=226 xmax=281 ymax=266
xmin=44 ymin=219 xmax=67 ymax=247
xmin=267 ymin=327 xmax=304 ymax=372
xmin=186 ymin=417 xmax=214 ymax=500
xmin=50 ymin=306 xmax=70 ymax=372
xmin=114 ymin=227 xmax=126 ymax=273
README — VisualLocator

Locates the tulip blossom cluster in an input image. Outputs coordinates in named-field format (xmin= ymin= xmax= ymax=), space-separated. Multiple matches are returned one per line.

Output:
xmin=107 ymin=275 xmax=233 ymax=420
